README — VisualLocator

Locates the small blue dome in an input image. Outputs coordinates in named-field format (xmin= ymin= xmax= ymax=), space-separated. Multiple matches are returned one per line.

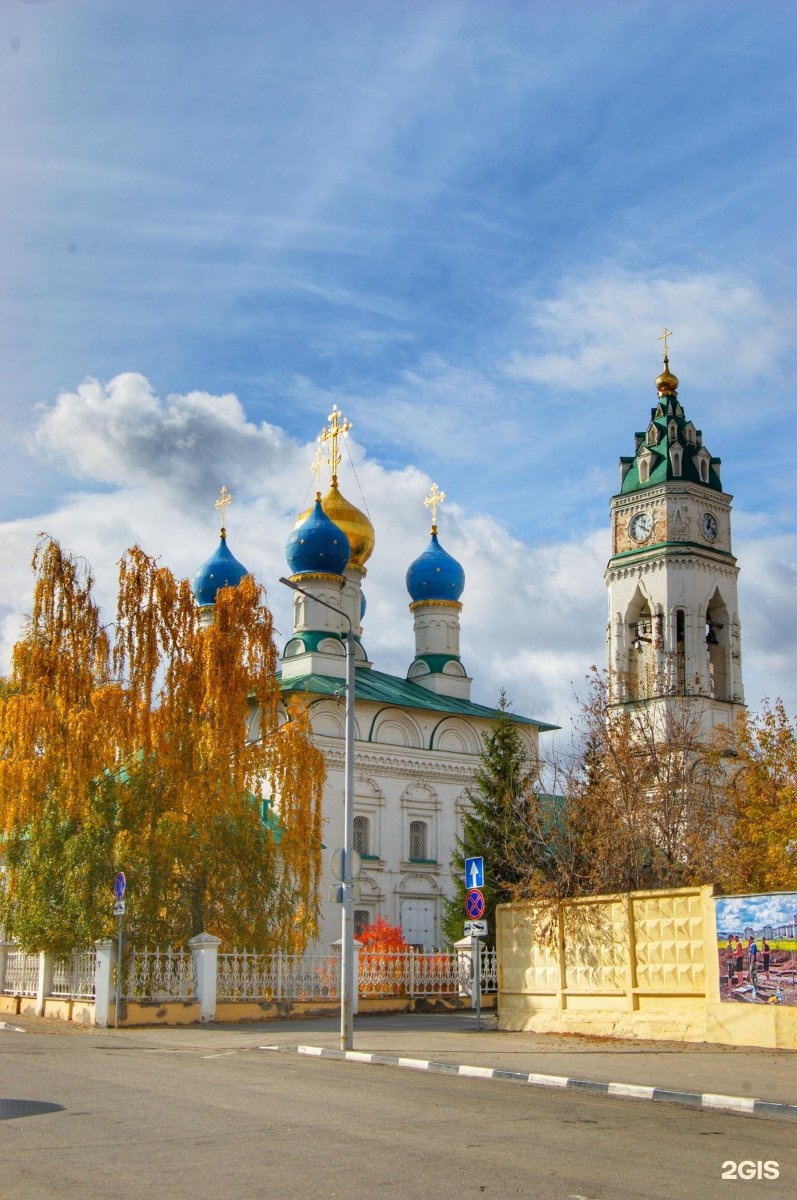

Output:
xmin=406 ymin=532 xmax=465 ymax=603
xmin=192 ymin=534 xmax=249 ymax=606
xmin=286 ymin=497 xmax=350 ymax=577
xmin=360 ymin=591 xmax=367 ymax=620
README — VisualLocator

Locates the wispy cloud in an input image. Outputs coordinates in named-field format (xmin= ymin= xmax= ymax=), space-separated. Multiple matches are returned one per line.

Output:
xmin=505 ymin=270 xmax=787 ymax=393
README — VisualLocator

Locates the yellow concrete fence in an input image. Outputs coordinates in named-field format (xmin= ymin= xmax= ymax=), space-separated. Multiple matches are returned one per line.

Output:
xmin=497 ymin=886 xmax=796 ymax=1049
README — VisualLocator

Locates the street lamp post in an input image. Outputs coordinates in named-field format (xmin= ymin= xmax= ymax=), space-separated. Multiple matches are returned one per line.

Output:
xmin=279 ymin=577 xmax=356 ymax=1050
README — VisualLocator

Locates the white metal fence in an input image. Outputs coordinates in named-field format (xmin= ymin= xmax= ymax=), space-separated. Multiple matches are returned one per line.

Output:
xmin=123 ymin=947 xmax=198 ymax=1001
xmin=1 ymin=945 xmax=39 ymax=996
xmin=52 ymin=949 xmax=96 ymax=999
xmin=2 ymin=941 xmax=498 ymax=1006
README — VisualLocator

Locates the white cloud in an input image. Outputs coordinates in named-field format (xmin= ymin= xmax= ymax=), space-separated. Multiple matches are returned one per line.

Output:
xmin=506 ymin=270 xmax=787 ymax=396
xmin=1 ymin=373 xmax=795 ymax=737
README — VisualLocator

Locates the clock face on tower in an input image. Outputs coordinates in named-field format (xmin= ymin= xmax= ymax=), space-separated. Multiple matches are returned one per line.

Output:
xmin=628 ymin=511 xmax=653 ymax=543
xmin=701 ymin=513 xmax=718 ymax=542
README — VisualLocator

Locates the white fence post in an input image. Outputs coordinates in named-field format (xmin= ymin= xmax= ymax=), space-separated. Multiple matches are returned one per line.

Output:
xmin=454 ymin=936 xmax=473 ymax=1001
xmin=35 ymin=950 xmax=56 ymax=1017
xmin=93 ymin=939 xmax=115 ymax=1028
xmin=189 ymin=932 xmax=220 ymax=1022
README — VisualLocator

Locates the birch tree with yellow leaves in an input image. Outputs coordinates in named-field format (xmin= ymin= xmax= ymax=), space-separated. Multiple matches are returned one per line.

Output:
xmin=0 ymin=537 xmax=325 ymax=953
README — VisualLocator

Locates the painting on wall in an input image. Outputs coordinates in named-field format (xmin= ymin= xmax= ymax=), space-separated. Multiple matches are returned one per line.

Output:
xmin=715 ymin=892 xmax=797 ymax=1006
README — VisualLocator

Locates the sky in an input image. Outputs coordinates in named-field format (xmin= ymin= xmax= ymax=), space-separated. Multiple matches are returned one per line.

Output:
xmin=1 ymin=0 xmax=795 ymax=736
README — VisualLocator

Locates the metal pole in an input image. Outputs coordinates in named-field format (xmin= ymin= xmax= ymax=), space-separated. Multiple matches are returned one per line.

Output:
xmin=340 ymin=626 xmax=356 ymax=1050
xmin=475 ymin=936 xmax=482 ymax=1032
xmin=279 ymin=577 xmax=356 ymax=1051
xmin=114 ymin=911 xmax=124 ymax=1030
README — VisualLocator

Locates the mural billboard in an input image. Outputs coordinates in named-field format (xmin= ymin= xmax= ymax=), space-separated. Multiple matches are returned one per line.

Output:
xmin=715 ymin=892 xmax=797 ymax=1006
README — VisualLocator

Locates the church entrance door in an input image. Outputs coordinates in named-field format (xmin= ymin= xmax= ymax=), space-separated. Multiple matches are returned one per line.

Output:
xmin=400 ymin=899 xmax=436 ymax=951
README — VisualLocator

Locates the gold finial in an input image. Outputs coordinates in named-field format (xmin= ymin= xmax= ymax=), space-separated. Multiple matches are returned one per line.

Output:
xmin=655 ymin=327 xmax=679 ymax=395
xmin=424 ymin=482 xmax=446 ymax=534
xmin=214 ymin=485 xmax=233 ymax=534
xmin=319 ymin=404 xmax=352 ymax=485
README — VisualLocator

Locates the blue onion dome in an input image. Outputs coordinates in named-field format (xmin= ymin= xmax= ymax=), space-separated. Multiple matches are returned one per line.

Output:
xmin=192 ymin=532 xmax=249 ymax=606
xmin=285 ymin=496 xmax=350 ymax=576
xmin=406 ymin=531 xmax=465 ymax=602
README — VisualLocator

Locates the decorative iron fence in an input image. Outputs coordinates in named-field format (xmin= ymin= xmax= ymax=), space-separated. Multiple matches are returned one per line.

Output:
xmin=51 ymin=949 xmax=97 ymax=999
xmin=1 ymin=945 xmax=39 ymax=996
xmin=218 ymin=951 xmax=339 ymax=1002
xmin=217 ymin=947 xmax=493 ymax=1002
xmin=123 ymin=947 xmax=198 ymax=1002
xmin=359 ymin=950 xmax=471 ymax=997
xmin=1 ymin=941 xmax=498 ymax=1008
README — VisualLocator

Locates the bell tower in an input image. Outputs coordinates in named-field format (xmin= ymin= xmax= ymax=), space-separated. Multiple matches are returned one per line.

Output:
xmin=605 ymin=333 xmax=744 ymax=735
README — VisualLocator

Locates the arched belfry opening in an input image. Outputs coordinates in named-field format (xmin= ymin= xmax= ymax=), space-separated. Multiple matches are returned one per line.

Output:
xmin=625 ymin=589 xmax=657 ymax=701
xmin=705 ymin=589 xmax=730 ymax=702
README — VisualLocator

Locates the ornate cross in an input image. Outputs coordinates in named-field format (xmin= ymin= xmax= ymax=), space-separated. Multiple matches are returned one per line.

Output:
xmin=424 ymin=482 xmax=446 ymax=531
xmin=658 ymin=327 xmax=673 ymax=358
xmin=310 ymin=443 xmax=325 ymax=496
xmin=319 ymin=404 xmax=352 ymax=483
xmin=214 ymin=485 xmax=233 ymax=531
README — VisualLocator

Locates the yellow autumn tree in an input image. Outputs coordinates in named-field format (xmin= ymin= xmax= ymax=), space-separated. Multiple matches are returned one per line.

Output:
xmin=715 ymin=700 xmax=797 ymax=894
xmin=0 ymin=536 xmax=325 ymax=953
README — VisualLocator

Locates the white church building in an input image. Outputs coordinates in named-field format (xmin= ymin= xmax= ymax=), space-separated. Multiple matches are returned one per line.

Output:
xmin=193 ymin=410 xmax=554 ymax=953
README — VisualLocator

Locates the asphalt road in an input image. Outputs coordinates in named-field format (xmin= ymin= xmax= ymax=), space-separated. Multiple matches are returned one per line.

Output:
xmin=1 ymin=1027 xmax=794 ymax=1200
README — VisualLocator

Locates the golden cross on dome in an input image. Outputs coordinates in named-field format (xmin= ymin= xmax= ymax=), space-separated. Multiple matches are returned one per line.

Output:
xmin=214 ymin=485 xmax=232 ymax=533
xmin=310 ymin=443 xmax=325 ymax=497
xmin=658 ymin=327 xmax=673 ymax=360
xmin=319 ymin=404 xmax=352 ymax=484
xmin=424 ymin=482 xmax=446 ymax=532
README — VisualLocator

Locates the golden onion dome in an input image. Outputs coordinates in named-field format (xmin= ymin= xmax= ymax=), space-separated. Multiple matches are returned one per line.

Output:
xmin=295 ymin=482 xmax=375 ymax=571
xmin=656 ymin=355 xmax=679 ymax=395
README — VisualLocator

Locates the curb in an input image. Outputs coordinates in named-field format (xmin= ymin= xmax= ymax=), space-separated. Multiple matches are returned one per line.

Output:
xmin=259 ymin=1043 xmax=797 ymax=1122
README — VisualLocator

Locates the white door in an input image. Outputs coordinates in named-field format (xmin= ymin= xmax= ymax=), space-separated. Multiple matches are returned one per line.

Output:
xmin=400 ymin=899 xmax=436 ymax=951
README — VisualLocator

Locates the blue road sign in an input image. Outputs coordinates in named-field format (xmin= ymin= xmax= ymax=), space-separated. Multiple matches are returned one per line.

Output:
xmin=465 ymin=888 xmax=485 ymax=920
xmin=113 ymin=871 xmax=126 ymax=900
xmin=464 ymin=856 xmax=484 ymax=890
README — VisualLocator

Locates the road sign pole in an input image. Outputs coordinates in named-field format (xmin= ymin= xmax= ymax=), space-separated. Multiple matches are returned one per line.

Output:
xmin=114 ymin=908 xmax=124 ymax=1030
xmin=471 ymin=934 xmax=482 ymax=1028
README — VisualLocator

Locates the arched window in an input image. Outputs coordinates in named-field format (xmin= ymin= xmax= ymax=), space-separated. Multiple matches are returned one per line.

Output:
xmin=353 ymin=815 xmax=370 ymax=857
xmin=409 ymin=819 xmax=428 ymax=862
xmin=639 ymin=459 xmax=650 ymax=484
xmin=700 ymin=458 xmax=709 ymax=482
xmin=670 ymin=446 xmax=682 ymax=476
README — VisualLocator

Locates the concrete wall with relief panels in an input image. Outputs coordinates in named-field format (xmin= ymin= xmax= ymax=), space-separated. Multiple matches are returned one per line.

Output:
xmin=497 ymin=886 xmax=797 ymax=1049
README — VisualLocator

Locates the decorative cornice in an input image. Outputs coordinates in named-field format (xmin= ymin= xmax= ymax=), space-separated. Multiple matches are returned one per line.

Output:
xmin=317 ymin=741 xmax=477 ymax=782
xmin=409 ymin=599 xmax=463 ymax=613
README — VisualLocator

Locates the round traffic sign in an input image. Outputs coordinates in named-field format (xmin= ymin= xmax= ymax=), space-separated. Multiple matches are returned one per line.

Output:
xmin=329 ymin=847 xmax=363 ymax=882
xmin=113 ymin=871 xmax=126 ymax=900
xmin=465 ymin=888 xmax=485 ymax=919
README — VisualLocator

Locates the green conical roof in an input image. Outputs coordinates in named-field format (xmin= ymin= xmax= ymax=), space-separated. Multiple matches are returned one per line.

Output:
xmin=618 ymin=357 xmax=722 ymax=494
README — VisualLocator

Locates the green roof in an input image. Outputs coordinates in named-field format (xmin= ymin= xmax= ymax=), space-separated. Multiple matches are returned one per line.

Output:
xmin=279 ymin=666 xmax=557 ymax=731
xmin=619 ymin=388 xmax=722 ymax=495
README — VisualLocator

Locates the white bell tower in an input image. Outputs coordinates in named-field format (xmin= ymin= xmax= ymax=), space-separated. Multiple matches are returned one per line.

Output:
xmin=605 ymin=334 xmax=744 ymax=736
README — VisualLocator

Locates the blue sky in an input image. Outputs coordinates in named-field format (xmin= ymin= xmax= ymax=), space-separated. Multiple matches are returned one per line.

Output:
xmin=1 ymin=0 xmax=795 ymax=729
